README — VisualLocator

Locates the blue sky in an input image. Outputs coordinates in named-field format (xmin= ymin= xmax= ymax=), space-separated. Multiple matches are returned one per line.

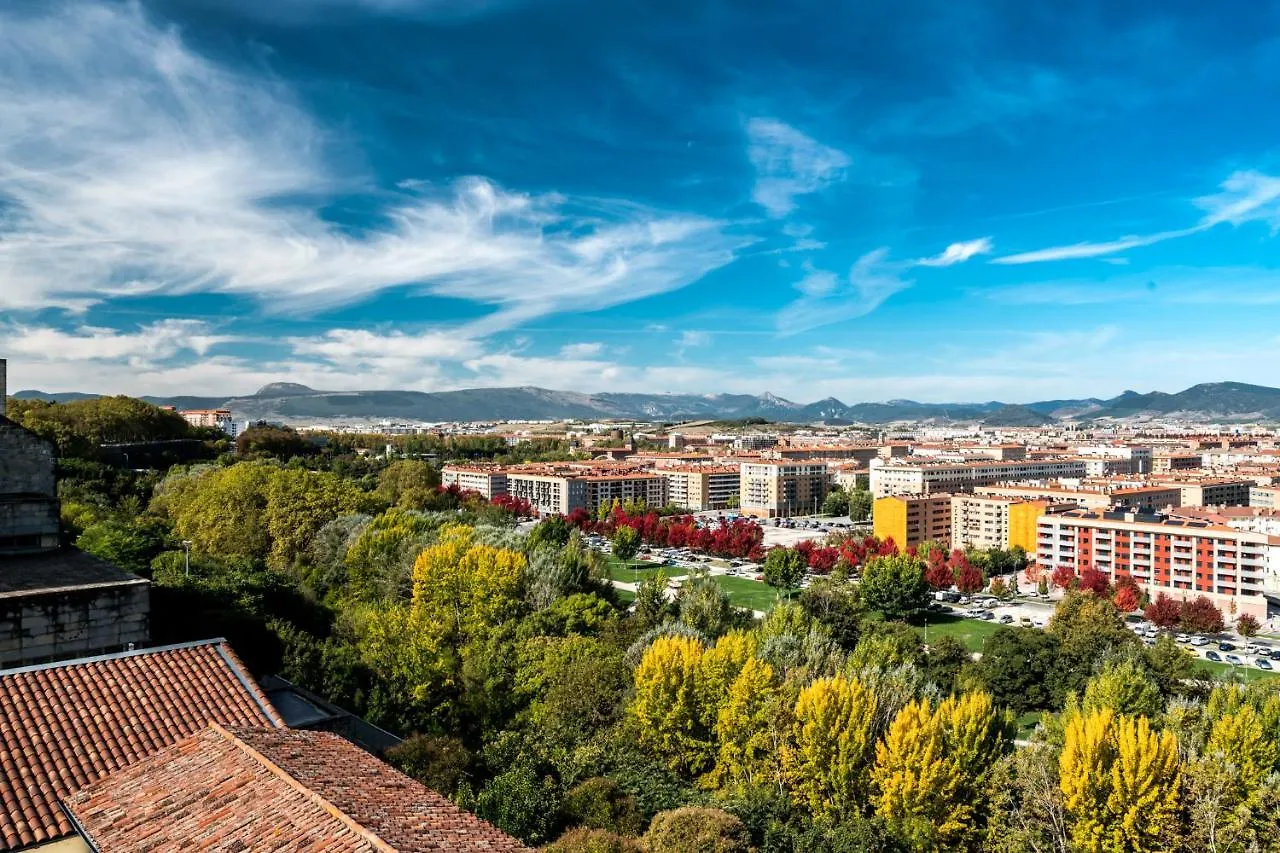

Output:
xmin=3 ymin=0 xmax=1280 ymax=403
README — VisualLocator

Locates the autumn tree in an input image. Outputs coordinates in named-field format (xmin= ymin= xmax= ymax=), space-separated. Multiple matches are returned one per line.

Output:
xmin=1180 ymin=596 xmax=1225 ymax=634
xmin=1051 ymin=564 xmax=1076 ymax=590
xmin=631 ymin=635 xmax=713 ymax=774
xmin=612 ymin=525 xmax=641 ymax=561
xmin=1144 ymin=593 xmax=1182 ymax=629
xmin=1059 ymin=709 xmax=1181 ymax=853
xmin=1113 ymin=584 xmax=1140 ymax=613
xmin=1077 ymin=568 xmax=1110 ymax=596
xmin=782 ymin=675 xmax=878 ymax=821
xmin=951 ymin=549 xmax=984 ymax=595
xmin=1237 ymin=613 xmax=1261 ymax=638
xmin=709 ymin=656 xmax=784 ymax=794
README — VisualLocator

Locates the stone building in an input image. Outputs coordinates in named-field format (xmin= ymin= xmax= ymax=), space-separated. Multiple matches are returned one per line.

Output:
xmin=0 ymin=358 xmax=150 ymax=667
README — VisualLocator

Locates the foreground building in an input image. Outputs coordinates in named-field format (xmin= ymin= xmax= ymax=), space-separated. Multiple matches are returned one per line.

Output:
xmin=656 ymin=465 xmax=741 ymax=511
xmin=0 ymin=360 xmax=150 ymax=667
xmin=505 ymin=465 xmax=666 ymax=515
xmin=64 ymin=726 xmax=528 ymax=852
xmin=950 ymin=494 xmax=1060 ymax=551
xmin=1036 ymin=509 xmax=1280 ymax=620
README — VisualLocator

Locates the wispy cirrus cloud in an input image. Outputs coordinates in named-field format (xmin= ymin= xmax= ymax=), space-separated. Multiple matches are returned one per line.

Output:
xmin=916 ymin=237 xmax=993 ymax=267
xmin=777 ymin=248 xmax=913 ymax=335
xmin=0 ymin=1 xmax=745 ymax=328
xmin=746 ymin=118 xmax=850 ymax=218
xmin=993 ymin=170 xmax=1280 ymax=265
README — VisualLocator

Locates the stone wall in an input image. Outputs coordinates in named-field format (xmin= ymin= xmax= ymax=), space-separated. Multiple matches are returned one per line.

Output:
xmin=0 ymin=582 xmax=150 ymax=668
xmin=0 ymin=420 xmax=56 ymax=497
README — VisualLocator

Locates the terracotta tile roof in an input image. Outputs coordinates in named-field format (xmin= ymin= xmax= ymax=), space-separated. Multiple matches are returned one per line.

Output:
xmin=0 ymin=639 xmax=283 ymax=851
xmin=65 ymin=726 xmax=531 ymax=852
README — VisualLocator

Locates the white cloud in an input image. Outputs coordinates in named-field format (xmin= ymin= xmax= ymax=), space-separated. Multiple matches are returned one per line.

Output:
xmin=2 ymin=319 xmax=232 ymax=364
xmin=993 ymin=170 xmax=1280 ymax=265
xmin=559 ymin=342 xmax=605 ymax=358
xmin=777 ymin=248 xmax=913 ymax=334
xmin=746 ymin=118 xmax=849 ymax=218
xmin=0 ymin=2 xmax=744 ymax=327
xmin=916 ymin=237 xmax=993 ymax=267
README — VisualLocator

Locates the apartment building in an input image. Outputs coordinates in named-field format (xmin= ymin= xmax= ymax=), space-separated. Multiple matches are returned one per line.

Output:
xmin=504 ymin=466 xmax=667 ymax=516
xmin=767 ymin=444 xmax=882 ymax=464
xmin=870 ymin=457 xmax=1088 ymax=498
xmin=179 ymin=409 xmax=237 ymax=437
xmin=1251 ymin=486 xmax=1280 ymax=509
xmin=1036 ymin=509 xmax=1280 ymax=620
xmin=976 ymin=483 xmax=1181 ymax=512
xmin=441 ymin=465 xmax=510 ymax=499
xmin=1073 ymin=445 xmax=1153 ymax=474
xmin=739 ymin=461 xmax=830 ymax=517
xmin=1152 ymin=452 xmax=1203 ymax=473
xmin=950 ymin=495 xmax=1061 ymax=551
xmin=657 ymin=465 xmax=741 ymax=511
xmin=1152 ymin=477 xmax=1253 ymax=507
xmin=874 ymin=494 xmax=952 ymax=550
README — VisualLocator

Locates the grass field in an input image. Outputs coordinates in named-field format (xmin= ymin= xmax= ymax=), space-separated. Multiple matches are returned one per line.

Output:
xmin=614 ymin=588 xmax=635 ymax=605
xmin=710 ymin=575 xmax=781 ymax=613
xmin=909 ymin=613 xmax=1004 ymax=654
xmin=1015 ymin=711 xmax=1045 ymax=739
xmin=604 ymin=557 xmax=685 ymax=583
xmin=1193 ymin=659 xmax=1280 ymax=683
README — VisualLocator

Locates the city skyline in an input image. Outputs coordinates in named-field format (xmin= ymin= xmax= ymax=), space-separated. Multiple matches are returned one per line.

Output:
xmin=4 ymin=0 xmax=1280 ymax=402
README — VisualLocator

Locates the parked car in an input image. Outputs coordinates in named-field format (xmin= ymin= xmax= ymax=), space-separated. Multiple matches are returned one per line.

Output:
xmin=1226 ymin=655 xmax=1244 ymax=666
xmin=1190 ymin=636 xmax=1209 ymax=647
xmin=999 ymin=614 xmax=1015 ymax=624
xmin=1270 ymin=649 xmax=1280 ymax=661
xmin=1219 ymin=642 xmax=1235 ymax=652
xmin=1206 ymin=651 xmax=1223 ymax=662
xmin=1175 ymin=634 xmax=1190 ymax=644
xmin=1256 ymin=658 xmax=1274 ymax=671
xmin=980 ymin=611 xmax=995 ymax=621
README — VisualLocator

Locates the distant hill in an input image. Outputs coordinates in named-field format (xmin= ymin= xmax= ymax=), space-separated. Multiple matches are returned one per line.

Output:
xmin=12 ymin=380 xmax=1280 ymax=425
xmin=982 ymin=404 xmax=1056 ymax=427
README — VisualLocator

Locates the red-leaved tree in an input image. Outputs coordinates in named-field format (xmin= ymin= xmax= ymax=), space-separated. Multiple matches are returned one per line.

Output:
xmin=1180 ymin=596 xmax=1225 ymax=634
xmin=955 ymin=563 xmax=985 ymax=594
xmin=1077 ymin=568 xmax=1110 ymax=596
xmin=1113 ymin=584 xmax=1140 ymax=613
xmin=1051 ymin=564 xmax=1076 ymax=590
xmin=924 ymin=551 xmax=954 ymax=590
xmin=1144 ymin=593 xmax=1182 ymax=629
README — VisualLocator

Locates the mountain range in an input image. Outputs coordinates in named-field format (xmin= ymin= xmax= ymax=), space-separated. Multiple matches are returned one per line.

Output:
xmin=12 ymin=381 xmax=1280 ymax=425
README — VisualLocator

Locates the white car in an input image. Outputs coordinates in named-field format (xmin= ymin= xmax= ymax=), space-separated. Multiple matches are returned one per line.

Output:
xmin=1175 ymin=634 xmax=1190 ymax=644
xmin=1190 ymin=636 xmax=1209 ymax=647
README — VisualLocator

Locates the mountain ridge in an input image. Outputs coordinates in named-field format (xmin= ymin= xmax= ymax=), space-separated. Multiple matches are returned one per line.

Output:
xmin=11 ymin=381 xmax=1280 ymax=424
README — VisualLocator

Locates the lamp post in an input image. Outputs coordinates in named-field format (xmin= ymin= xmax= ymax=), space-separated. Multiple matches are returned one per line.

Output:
xmin=181 ymin=540 xmax=192 ymax=577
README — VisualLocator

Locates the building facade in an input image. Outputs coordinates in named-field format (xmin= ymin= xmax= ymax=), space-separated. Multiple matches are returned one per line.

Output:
xmin=739 ymin=462 xmax=830 ymax=517
xmin=179 ymin=409 xmax=238 ymax=437
xmin=874 ymin=494 xmax=952 ymax=550
xmin=441 ymin=465 xmax=510 ymax=499
xmin=504 ymin=467 xmax=666 ymax=516
xmin=1035 ymin=510 xmax=1280 ymax=620
xmin=950 ymin=495 xmax=1054 ymax=552
xmin=870 ymin=458 xmax=1089 ymax=497
xmin=657 ymin=466 xmax=741 ymax=511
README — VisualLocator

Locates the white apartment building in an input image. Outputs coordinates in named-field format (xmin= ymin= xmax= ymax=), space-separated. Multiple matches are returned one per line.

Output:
xmin=505 ymin=467 xmax=666 ymax=516
xmin=1072 ymin=445 xmax=1153 ymax=474
xmin=870 ymin=458 xmax=1088 ymax=498
xmin=441 ymin=465 xmax=509 ymax=499
xmin=179 ymin=409 xmax=238 ymax=438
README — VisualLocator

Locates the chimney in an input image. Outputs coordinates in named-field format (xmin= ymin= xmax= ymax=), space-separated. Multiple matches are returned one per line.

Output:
xmin=0 ymin=358 xmax=6 ymax=418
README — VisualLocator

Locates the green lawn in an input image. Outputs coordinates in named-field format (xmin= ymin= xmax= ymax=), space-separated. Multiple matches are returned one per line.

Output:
xmin=614 ymin=588 xmax=636 ymax=605
xmin=1193 ymin=659 xmax=1280 ymax=683
xmin=604 ymin=557 xmax=685 ymax=583
xmin=1015 ymin=711 xmax=1045 ymax=740
xmin=710 ymin=575 xmax=782 ymax=613
xmin=909 ymin=613 xmax=1004 ymax=654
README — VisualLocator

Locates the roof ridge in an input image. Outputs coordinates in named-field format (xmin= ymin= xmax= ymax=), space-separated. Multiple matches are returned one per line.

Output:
xmin=0 ymin=637 xmax=229 ymax=676
xmin=209 ymin=725 xmax=397 ymax=852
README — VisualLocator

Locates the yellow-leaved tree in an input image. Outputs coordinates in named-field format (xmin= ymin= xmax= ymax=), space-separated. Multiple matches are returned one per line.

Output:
xmin=1204 ymin=704 xmax=1279 ymax=785
xmin=631 ymin=635 xmax=713 ymax=774
xmin=782 ymin=675 xmax=877 ymax=821
xmin=872 ymin=691 xmax=1010 ymax=851
xmin=698 ymin=630 xmax=758 ymax=713
xmin=1060 ymin=709 xmax=1181 ymax=853
xmin=410 ymin=524 xmax=526 ymax=641
xmin=708 ymin=655 xmax=784 ymax=794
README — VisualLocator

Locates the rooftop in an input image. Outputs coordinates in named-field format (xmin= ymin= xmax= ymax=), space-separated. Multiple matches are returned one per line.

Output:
xmin=0 ymin=547 xmax=146 ymax=598
xmin=0 ymin=639 xmax=284 ymax=851
xmin=65 ymin=726 xmax=529 ymax=852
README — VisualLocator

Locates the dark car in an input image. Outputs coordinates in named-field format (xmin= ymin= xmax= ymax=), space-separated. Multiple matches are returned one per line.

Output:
xmin=999 ymin=614 xmax=1015 ymax=624
xmin=1218 ymin=642 xmax=1235 ymax=652
xmin=1269 ymin=649 xmax=1280 ymax=661
xmin=1206 ymin=651 xmax=1223 ymax=662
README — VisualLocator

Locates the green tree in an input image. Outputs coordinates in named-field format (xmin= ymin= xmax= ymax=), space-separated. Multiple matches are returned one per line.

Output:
xmin=384 ymin=735 xmax=471 ymax=797
xmin=543 ymin=828 xmax=643 ymax=853
xmin=374 ymin=459 xmax=439 ymax=507
xmin=677 ymin=571 xmax=738 ymax=637
xmin=75 ymin=518 xmax=166 ymax=574
xmin=799 ymin=577 xmax=864 ymax=651
xmin=473 ymin=760 xmax=561 ymax=845
xmin=528 ymin=515 xmax=573 ymax=552
xmin=859 ymin=554 xmax=929 ymax=622
xmin=612 ymin=525 xmax=641 ymax=561
xmin=822 ymin=489 xmax=850 ymax=517
xmin=848 ymin=490 xmax=873 ymax=522
xmin=978 ymin=627 xmax=1060 ymax=713
xmin=763 ymin=548 xmax=807 ymax=599
xmin=1082 ymin=657 xmax=1164 ymax=719
xmin=559 ymin=777 xmax=644 ymax=836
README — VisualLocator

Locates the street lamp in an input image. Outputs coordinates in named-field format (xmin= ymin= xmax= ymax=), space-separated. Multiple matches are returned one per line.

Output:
xmin=181 ymin=540 xmax=192 ymax=577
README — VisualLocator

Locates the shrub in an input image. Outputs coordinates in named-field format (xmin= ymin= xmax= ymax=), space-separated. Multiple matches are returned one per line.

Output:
xmin=542 ymin=828 xmax=643 ymax=853
xmin=560 ymin=778 xmax=644 ymax=836
xmin=643 ymin=807 xmax=751 ymax=853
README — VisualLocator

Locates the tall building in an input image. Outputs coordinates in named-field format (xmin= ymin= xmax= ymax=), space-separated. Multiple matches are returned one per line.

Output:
xmin=976 ymin=483 xmax=1181 ymax=512
xmin=179 ymin=409 xmax=238 ymax=437
xmin=739 ymin=461 xmax=830 ymax=517
xmin=1251 ymin=485 xmax=1280 ymax=509
xmin=874 ymin=494 xmax=952 ymax=550
xmin=1036 ymin=509 xmax=1280 ymax=620
xmin=505 ymin=466 xmax=666 ymax=516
